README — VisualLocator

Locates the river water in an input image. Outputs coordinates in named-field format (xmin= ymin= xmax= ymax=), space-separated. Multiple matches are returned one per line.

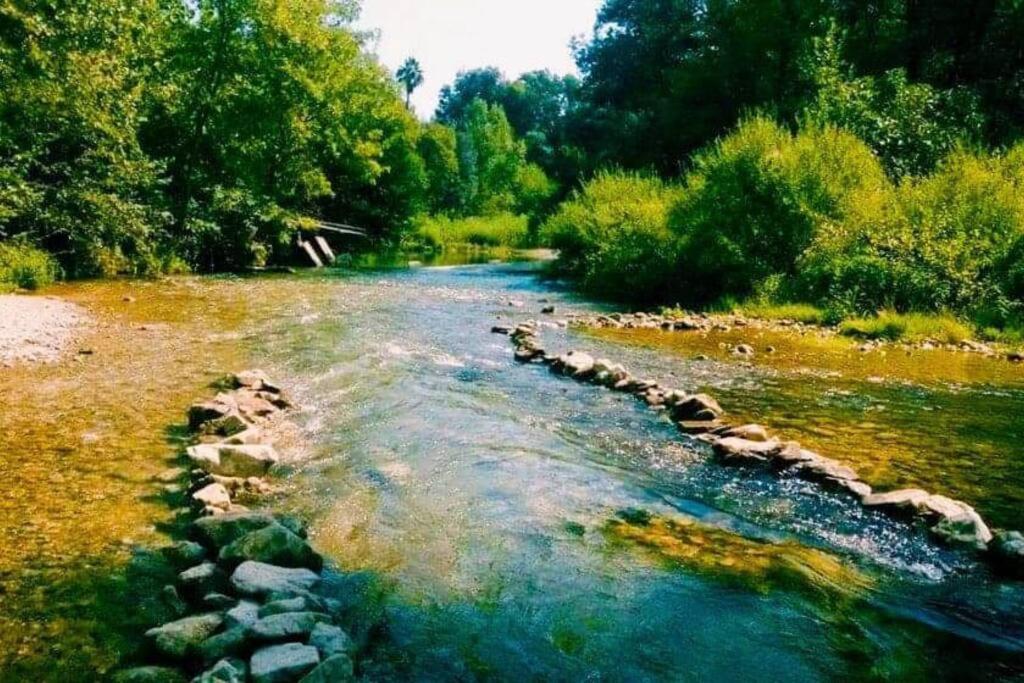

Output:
xmin=2 ymin=258 xmax=1024 ymax=680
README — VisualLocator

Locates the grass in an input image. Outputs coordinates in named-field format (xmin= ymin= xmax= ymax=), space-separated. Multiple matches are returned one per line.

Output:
xmin=735 ymin=302 xmax=827 ymax=325
xmin=839 ymin=311 xmax=973 ymax=344
xmin=0 ymin=240 xmax=58 ymax=292
xmin=410 ymin=213 xmax=530 ymax=249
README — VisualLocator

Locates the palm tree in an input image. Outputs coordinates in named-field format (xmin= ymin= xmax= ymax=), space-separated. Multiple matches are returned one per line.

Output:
xmin=396 ymin=57 xmax=424 ymax=109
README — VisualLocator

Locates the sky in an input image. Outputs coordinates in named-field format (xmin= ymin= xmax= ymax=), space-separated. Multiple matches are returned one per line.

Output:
xmin=356 ymin=0 xmax=603 ymax=119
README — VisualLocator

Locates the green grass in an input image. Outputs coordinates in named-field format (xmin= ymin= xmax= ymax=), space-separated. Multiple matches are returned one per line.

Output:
xmin=410 ymin=213 xmax=530 ymax=249
xmin=839 ymin=311 xmax=973 ymax=343
xmin=735 ymin=302 xmax=827 ymax=325
xmin=0 ymin=240 xmax=58 ymax=292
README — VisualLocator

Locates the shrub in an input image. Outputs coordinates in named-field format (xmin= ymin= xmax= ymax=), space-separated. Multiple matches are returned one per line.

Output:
xmin=839 ymin=311 xmax=973 ymax=343
xmin=670 ymin=117 xmax=887 ymax=303
xmin=410 ymin=213 xmax=530 ymax=248
xmin=540 ymin=171 xmax=683 ymax=303
xmin=0 ymin=240 xmax=59 ymax=291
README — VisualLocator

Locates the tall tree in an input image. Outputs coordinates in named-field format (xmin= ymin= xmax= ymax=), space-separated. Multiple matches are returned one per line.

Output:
xmin=396 ymin=57 xmax=424 ymax=109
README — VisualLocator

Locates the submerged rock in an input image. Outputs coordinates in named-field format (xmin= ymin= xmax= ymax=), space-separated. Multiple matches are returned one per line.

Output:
xmin=298 ymin=654 xmax=354 ymax=683
xmin=230 ymin=561 xmax=320 ymax=598
xmin=161 ymin=541 xmax=207 ymax=570
xmin=218 ymin=524 xmax=323 ymax=571
xmin=250 ymin=643 xmax=320 ymax=683
xmin=308 ymin=623 xmax=354 ymax=658
xmin=145 ymin=613 xmax=224 ymax=660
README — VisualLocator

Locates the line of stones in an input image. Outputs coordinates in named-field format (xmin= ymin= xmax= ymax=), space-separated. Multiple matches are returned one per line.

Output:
xmin=116 ymin=371 xmax=356 ymax=683
xmin=494 ymin=320 xmax=1024 ymax=579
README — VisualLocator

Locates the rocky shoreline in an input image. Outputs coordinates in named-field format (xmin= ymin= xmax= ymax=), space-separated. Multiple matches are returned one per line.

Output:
xmin=116 ymin=371 xmax=360 ymax=683
xmin=495 ymin=316 xmax=1024 ymax=579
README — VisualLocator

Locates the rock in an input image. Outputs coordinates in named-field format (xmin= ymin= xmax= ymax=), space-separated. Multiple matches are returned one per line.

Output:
xmin=677 ymin=420 xmax=723 ymax=435
xmin=733 ymin=344 xmax=755 ymax=357
xmin=219 ymin=524 xmax=323 ymax=571
xmin=234 ymin=390 xmax=281 ymax=422
xmin=145 ymin=613 xmax=224 ymax=660
xmin=178 ymin=563 xmax=229 ymax=601
xmin=720 ymin=424 xmax=770 ymax=442
xmin=250 ymin=612 xmax=326 ymax=642
xmin=276 ymin=515 xmax=309 ymax=539
xmin=193 ymin=512 xmax=278 ymax=549
xmin=541 ymin=306 xmax=556 ymax=315
xmin=193 ymin=483 xmax=232 ymax=511
xmin=220 ymin=427 xmax=268 ymax=446
xmin=556 ymin=351 xmax=595 ymax=378
xmin=308 ymin=623 xmax=353 ymax=658
xmin=259 ymin=596 xmax=318 ymax=618
xmin=198 ymin=627 xmax=252 ymax=666
xmin=188 ymin=398 xmax=238 ymax=432
xmin=250 ymin=643 xmax=320 ymax=683
xmin=162 ymin=541 xmax=207 ymax=570
xmin=230 ymin=561 xmax=320 ymax=598
xmin=862 ymin=489 xmax=931 ymax=515
xmin=187 ymin=444 xmax=279 ymax=478
xmin=225 ymin=600 xmax=262 ymax=629
xmin=298 ymin=654 xmax=354 ymax=683
xmin=113 ymin=666 xmax=187 ymax=683
xmin=193 ymin=657 xmax=247 ymax=683
xmin=490 ymin=325 xmax=513 ymax=335
xmin=671 ymin=394 xmax=724 ymax=422
xmin=794 ymin=455 xmax=860 ymax=483
xmin=922 ymin=495 xmax=992 ymax=549
xmin=161 ymin=584 xmax=189 ymax=618
xmin=712 ymin=438 xmax=781 ymax=464
xmin=988 ymin=531 xmax=1024 ymax=578
xmin=202 ymin=592 xmax=237 ymax=610
xmin=232 ymin=369 xmax=273 ymax=391
xmin=829 ymin=478 xmax=873 ymax=500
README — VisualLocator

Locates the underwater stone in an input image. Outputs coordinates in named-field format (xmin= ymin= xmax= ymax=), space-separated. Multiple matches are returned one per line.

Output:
xmin=250 ymin=643 xmax=320 ymax=683
xmin=298 ymin=654 xmax=355 ymax=683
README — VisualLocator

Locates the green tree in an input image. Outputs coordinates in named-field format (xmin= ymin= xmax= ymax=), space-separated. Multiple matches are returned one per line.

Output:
xmin=396 ymin=57 xmax=424 ymax=109
xmin=417 ymin=123 xmax=462 ymax=214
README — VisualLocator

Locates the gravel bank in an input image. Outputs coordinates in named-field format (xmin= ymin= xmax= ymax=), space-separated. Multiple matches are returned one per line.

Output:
xmin=0 ymin=294 xmax=89 ymax=366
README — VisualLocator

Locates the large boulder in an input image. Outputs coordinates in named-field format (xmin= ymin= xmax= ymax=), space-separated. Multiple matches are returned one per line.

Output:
xmin=298 ymin=654 xmax=354 ymax=683
xmin=193 ymin=512 xmax=278 ymax=549
xmin=671 ymin=394 xmax=724 ymax=422
xmin=250 ymin=643 xmax=320 ymax=683
xmin=250 ymin=612 xmax=326 ymax=642
xmin=218 ymin=524 xmax=322 ymax=571
xmin=187 ymin=444 xmax=279 ymax=478
xmin=230 ymin=562 xmax=320 ymax=598
xmin=145 ymin=613 xmax=224 ymax=660
xmin=308 ymin=623 xmax=353 ymax=658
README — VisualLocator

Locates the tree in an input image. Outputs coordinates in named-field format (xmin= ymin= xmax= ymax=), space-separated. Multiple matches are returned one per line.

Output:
xmin=396 ymin=57 xmax=424 ymax=109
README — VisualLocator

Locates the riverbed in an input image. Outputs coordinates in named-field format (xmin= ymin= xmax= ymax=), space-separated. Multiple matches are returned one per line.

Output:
xmin=2 ymin=260 xmax=1024 ymax=680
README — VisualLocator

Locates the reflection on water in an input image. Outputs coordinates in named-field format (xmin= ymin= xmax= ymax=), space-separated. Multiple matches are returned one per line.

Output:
xmin=587 ymin=325 xmax=1024 ymax=530
xmin=2 ymin=263 xmax=1024 ymax=680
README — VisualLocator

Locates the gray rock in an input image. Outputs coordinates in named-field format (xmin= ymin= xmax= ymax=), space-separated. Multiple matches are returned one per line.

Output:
xmin=219 ymin=524 xmax=322 ymax=571
xmin=187 ymin=444 xmax=279 ymax=478
xmin=199 ymin=627 xmax=252 ymax=666
xmin=250 ymin=643 xmax=320 ymax=683
xmin=193 ymin=512 xmax=278 ymax=549
xmin=671 ymin=394 xmax=724 ymax=421
xmin=923 ymin=495 xmax=992 ymax=549
xmin=720 ymin=424 xmax=770 ymax=442
xmin=161 ymin=541 xmax=207 ymax=570
xmin=202 ymin=592 xmax=237 ymax=610
xmin=298 ymin=654 xmax=354 ymax=683
xmin=178 ymin=562 xmax=229 ymax=601
xmin=230 ymin=561 xmax=320 ymax=598
xmin=557 ymin=351 xmax=595 ymax=378
xmin=250 ymin=612 xmax=326 ymax=642
xmin=712 ymin=437 xmax=781 ymax=464
xmin=988 ymin=530 xmax=1024 ymax=577
xmin=114 ymin=666 xmax=187 ymax=683
xmin=145 ymin=613 xmax=224 ymax=659
xmin=161 ymin=584 xmax=189 ymax=618
xmin=225 ymin=600 xmax=261 ymax=629
xmin=193 ymin=483 xmax=232 ymax=511
xmin=862 ymin=489 xmax=931 ymax=514
xmin=188 ymin=399 xmax=236 ymax=432
xmin=258 ymin=596 xmax=318 ymax=618
xmin=308 ymin=623 xmax=353 ymax=658
xmin=193 ymin=657 xmax=247 ymax=683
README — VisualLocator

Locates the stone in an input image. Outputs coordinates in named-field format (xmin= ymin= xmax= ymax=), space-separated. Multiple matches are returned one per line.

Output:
xmin=541 ymin=306 xmax=556 ymax=314
xmin=721 ymin=424 xmax=770 ymax=442
xmin=491 ymin=325 xmax=513 ymax=335
xmin=258 ymin=596 xmax=317 ymax=618
xmin=162 ymin=541 xmax=207 ymax=570
xmin=219 ymin=524 xmax=323 ymax=571
xmin=557 ymin=351 xmax=595 ymax=378
xmin=232 ymin=369 xmax=272 ymax=391
xmin=230 ymin=561 xmax=320 ymax=598
xmin=988 ymin=531 xmax=1024 ymax=578
xmin=922 ymin=495 xmax=992 ymax=549
xmin=250 ymin=643 xmax=320 ymax=683
xmin=193 ymin=657 xmax=247 ymax=683
xmin=220 ymin=427 xmax=268 ymax=446
xmin=188 ymin=399 xmax=236 ymax=432
xmin=250 ymin=612 xmax=326 ymax=642
xmin=276 ymin=515 xmax=309 ymax=539
xmin=193 ymin=511 xmax=278 ymax=549
xmin=298 ymin=654 xmax=355 ymax=683
xmin=225 ymin=600 xmax=262 ymax=629
xmin=234 ymin=391 xmax=280 ymax=422
xmin=202 ymin=593 xmax=237 ymax=610
xmin=145 ymin=613 xmax=224 ymax=659
xmin=828 ymin=478 xmax=873 ymax=500
xmin=733 ymin=344 xmax=755 ymax=357
xmin=198 ymin=627 xmax=252 ymax=666
xmin=861 ymin=489 xmax=931 ymax=515
xmin=193 ymin=483 xmax=232 ymax=510
xmin=161 ymin=584 xmax=189 ymax=618
xmin=308 ymin=623 xmax=353 ymax=658
xmin=178 ymin=562 xmax=229 ymax=601
xmin=113 ymin=666 xmax=187 ymax=683
xmin=671 ymin=394 xmax=724 ymax=422
xmin=712 ymin=437 xmax=781 ymax=464
xmin=677 ymin=420 xmax=723 ymax=435
xmin=186 ymin=444 xmax=279 ymax=478
xmin=795 ymin=455 xmax=860 ymax=482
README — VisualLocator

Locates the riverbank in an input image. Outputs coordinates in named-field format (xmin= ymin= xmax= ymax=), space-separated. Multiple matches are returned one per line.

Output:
xmin=0 ymin=294 xmax=89 ymax=366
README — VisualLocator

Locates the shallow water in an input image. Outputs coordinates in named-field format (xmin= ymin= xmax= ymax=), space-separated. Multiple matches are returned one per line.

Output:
xmin=2 ymin=261 xmax=1024 ymax=680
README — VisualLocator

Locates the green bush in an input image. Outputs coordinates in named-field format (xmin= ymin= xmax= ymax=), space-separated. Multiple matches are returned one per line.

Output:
xmin=670 ymin=117 xmax=887 ymax=303
xmin=410 ymin=213 xmax=530 ymax=248
xmin=0 ymin=240 xmax=59 ymax=291
xmin=540 ymin=171 xmax=683 ymax=303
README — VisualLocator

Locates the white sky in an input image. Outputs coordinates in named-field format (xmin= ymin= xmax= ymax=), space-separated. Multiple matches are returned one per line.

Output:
xmin=356 ymin=0 xmax=603 ymax=119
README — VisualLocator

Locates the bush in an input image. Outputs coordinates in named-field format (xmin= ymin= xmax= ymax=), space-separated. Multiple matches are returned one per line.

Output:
xmin=839 ymin=311 xmax=973 ymax=343
xmin=0 ymin=240 xmax=59 ymax=291
xmin=670 ymin=117 xmax=887 ymax=303
xmin=410 ymin=213 xmax=530 ymax=248
xmin=540 ymin=171 xmax=683 ymax=304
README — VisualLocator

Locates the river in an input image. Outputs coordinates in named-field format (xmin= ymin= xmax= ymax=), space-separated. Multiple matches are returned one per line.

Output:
xmin=2 ymin=257 xmax=1024 ymax=680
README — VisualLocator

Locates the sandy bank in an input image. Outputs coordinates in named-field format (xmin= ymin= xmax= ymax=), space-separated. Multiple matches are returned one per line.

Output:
xmin=0 ymin=294 xmax=89 ymax=366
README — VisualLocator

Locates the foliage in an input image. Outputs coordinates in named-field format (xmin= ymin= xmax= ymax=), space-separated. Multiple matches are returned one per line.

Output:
xmin=541 ymin=172 xmax=683 ymax=304
xmin=839 ymin=312 xmax=973 ymax=344
xmin=0 ymin=239 xmax=58 ymax=292
xmin=396 ymin=57 xmax=424 ymax=108
xmin=417 ymin=124 xmax=462 ymax=215
xmin=411 ymin=213 xmax=529 ymax=248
